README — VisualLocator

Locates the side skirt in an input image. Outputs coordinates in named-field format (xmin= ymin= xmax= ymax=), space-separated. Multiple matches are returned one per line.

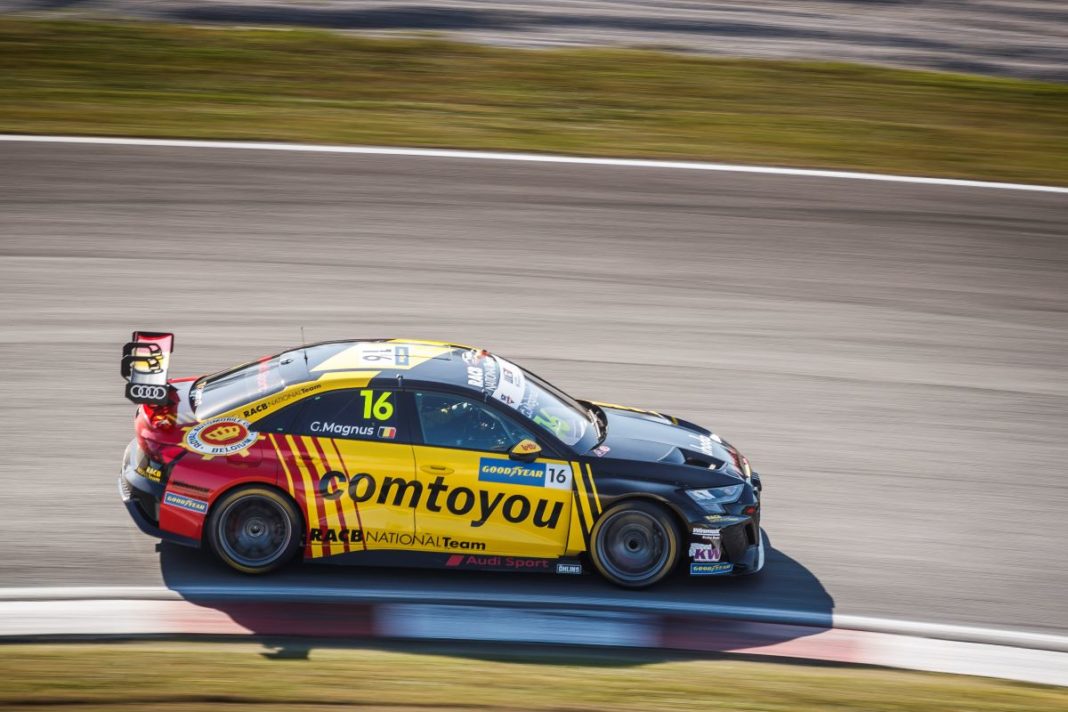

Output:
xmin=309 ymin=549 xmax=586 ymax=576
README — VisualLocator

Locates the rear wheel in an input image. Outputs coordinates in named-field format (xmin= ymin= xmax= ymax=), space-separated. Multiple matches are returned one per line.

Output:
xmin=589 ymin=500 xmax=680 ymax=588
xmin=206 ymin=486 xmax=301 ymax=574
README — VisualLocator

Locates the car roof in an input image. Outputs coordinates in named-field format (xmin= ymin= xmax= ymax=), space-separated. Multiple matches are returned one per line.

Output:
xmin=298 ymin=338 xmax=482 ymax=390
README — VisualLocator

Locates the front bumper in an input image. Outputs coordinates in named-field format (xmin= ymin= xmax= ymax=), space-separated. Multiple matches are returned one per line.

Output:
xmin=687 ymin=516 xmax=763 ymax=576
xmin=119 ymin=440 xmax=199 ymax=548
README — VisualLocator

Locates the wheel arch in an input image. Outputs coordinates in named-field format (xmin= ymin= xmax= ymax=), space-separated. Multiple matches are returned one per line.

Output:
xmin=593 ymin=491 xmax=690 ymax=544
xmin=202 ymin=480 xmax=306 ymax=546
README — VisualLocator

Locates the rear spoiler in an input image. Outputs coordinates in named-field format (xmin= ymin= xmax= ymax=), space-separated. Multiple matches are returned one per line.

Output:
xmin=121 ymin=331 xmax=175 ymax=405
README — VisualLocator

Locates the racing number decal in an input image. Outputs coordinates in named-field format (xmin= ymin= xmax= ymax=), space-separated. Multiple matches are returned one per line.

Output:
xmin=360 ymin=390 xmax=394 ymax=421
xmin=545 ymin=463 xmax=573 ymax=490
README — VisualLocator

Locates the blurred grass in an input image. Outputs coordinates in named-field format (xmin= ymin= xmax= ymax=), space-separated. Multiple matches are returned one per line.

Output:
xmin=0 ymin=18 xmax=1067 ymax=184
xmin=2 ymin=641 xmax=1068 ymax=711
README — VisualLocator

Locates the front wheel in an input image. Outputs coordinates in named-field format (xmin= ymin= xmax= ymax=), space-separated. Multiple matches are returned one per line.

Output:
xmin=589 ymin=500 xmax=680 ymax=588
xmin=206 ymin=486 xmax=301 ymax=574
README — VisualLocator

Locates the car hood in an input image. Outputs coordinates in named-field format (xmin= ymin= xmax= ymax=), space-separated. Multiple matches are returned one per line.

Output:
xmin=589 ymin=404 xmax=735 ymax=469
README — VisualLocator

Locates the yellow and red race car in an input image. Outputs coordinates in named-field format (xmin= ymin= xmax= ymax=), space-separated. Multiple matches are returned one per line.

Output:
xmin=120 ymin=333 xmax=763 ymax=588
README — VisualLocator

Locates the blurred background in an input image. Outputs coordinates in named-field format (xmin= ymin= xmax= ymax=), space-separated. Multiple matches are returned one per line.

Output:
xmin=1 ymin=1 xmax=1066 ymax=709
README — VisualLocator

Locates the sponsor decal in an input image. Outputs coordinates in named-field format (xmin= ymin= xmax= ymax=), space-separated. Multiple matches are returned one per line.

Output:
xmin=492 ymin=359 xmax=525 ymax=407
xmin=690 ymin=562 xmax=733 ymax=576
xmin=446 ymin=554 xmax=548 ymax=569
xmin=464 ymin=353 xmax=529 ymax=411
xmin=377 ymin=426 xmax=397 ymax=440
xmin=242 ymin=401 xmax=269 ymax=419
xmin=318 ymin=471 xmax=564 ymax=530
xmin=136 ymin=463 xmax=162 ymax=482
xmin=512 ymin=439 xmax=540 ymax=455
xmin=126 ymin=383 xmax=169 ymax=403
xmin=366 ymin=531 xmax=485 ymax=550
xmin=264 ymin=383 xmax=322 ymax=410
xmin=689 ymin=542 xmax=721 ymax=562
xmin=310 ymin=421 xmax=376 ymax=438
xmin=466 ymin=365 xmax=484 ymax=388
xmin=478 ymin=459 xmax=573 ymax=491
xmin=309 ymin=527 xmax=364 ymax=543
xmin=171 ymin=480 xmax=211 ymax=494
xmin=591 ymin=445 xmax=611 ymax=457
xmin=307 ymin=528 xmax=488 ymax=551
xmin=182 ymin=418 xmax=260 ymax=458
xmin=692 ymin=527 xmax=720 ymax=538
xmin=689 ymin=434 xmax=719 ymax=457
xmin=556 ymin=563 xmax=583 ymax=575
xmin=163 ymin=492 xmax=208 ymax=514
xmin=479 ymin=459 xmax=544 ymax=487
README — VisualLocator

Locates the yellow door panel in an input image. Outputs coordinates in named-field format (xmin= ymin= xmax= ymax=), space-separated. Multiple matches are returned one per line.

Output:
xmin=324 ymin=438 xmax=417 ymax=552
xmin=412 ymin=445 xmax=574 ymax=557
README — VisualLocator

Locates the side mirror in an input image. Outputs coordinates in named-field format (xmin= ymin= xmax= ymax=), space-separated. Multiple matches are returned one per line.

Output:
xmin=509 ymin=439 xmax=541 ymax=462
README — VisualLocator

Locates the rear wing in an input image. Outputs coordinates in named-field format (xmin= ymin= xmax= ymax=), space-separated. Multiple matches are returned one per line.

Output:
xmin=121 ymin=331 xmax=175 ymax=405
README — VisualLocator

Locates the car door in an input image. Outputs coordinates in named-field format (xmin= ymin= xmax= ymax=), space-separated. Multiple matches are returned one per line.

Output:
xmin=278 ymin=387 xmax=416 ymax=558
xmin=411 ymin=390 xmax=574 ymax=557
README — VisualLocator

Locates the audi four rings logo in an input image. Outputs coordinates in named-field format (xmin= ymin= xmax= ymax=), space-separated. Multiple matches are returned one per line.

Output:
xmin=128 ymin=384 xmax=168 ymax=400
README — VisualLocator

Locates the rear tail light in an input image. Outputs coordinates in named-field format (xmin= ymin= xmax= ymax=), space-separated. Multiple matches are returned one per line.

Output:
xmin=142 ymin=402 xmax=177 ymax=429
xmin=141 ymin=387 xmax=179 ymax=429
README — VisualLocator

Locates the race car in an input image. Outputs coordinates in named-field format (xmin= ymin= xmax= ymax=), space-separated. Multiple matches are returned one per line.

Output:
xmin=119 ymin=333 xmax=763 ymax=588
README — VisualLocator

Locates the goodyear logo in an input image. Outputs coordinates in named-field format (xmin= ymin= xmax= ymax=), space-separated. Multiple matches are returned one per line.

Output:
xmin=478 ymin=459 xmax=545 ymax=487
xmin=163 ymin=492 xmax=208 ymax=514
xmin=690 ymin=562 xmax=733 ymax=576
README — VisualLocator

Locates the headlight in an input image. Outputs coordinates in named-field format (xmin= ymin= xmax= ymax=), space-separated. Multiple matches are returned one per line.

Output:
xmin=686 ymin=484 xmax=744 ymax=513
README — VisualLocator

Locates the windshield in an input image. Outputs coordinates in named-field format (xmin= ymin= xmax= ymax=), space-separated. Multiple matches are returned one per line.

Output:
xmin=192 ymin=356 xmax=285 ymax=419
xmin=468 ymin=352 xmax=596 ymax=447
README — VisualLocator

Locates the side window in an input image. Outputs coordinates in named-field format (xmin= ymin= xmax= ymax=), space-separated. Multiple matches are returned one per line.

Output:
xmin=289 ymin=389 xmax=405 ymax=442
xmin=415 ymin=391 xmax=534 ymax=452
xmin=254 ymin=401 xmax=304 ymax=434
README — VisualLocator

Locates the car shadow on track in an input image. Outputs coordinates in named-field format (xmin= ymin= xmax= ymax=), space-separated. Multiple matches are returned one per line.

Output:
xmin=158 ymin=531 xmax=834 ymax=654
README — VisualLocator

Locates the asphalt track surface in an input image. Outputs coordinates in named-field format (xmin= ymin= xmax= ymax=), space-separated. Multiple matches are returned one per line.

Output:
xmin=4 ymin=0 xmax=1067 ymax=81
xmin=1 ymin=139 xmax=1066 ymax=638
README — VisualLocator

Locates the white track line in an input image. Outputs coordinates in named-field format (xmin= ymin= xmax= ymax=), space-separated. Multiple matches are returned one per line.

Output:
xmin=2 ymin=585 xmax=1066 ymax=653
xmin=2 ymin=134 xmax=1066 ymax=194
xmin=1 ymin=598 xmax=1066 ymax=686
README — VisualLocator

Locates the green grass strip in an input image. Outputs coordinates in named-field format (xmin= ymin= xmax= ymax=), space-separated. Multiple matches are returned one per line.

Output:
xmin=1 ymin=641 xmax=1067 ymax=711
xmin=1 ymin=18 xmax=1067 ymax=185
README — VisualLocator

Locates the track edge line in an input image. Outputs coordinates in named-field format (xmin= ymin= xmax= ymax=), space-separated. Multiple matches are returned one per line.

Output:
xmin=2 ymin=134 xmax=1066 ymax=193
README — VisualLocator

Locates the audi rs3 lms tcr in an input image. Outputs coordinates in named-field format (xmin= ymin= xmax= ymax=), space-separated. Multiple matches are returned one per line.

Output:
xmin=120 ymin=333 xmax=764 ymax=588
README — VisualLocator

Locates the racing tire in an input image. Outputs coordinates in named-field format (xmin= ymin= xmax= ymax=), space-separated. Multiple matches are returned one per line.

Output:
xmin=589 ymin=500 xmax=680 ymax=589
xmin=206 ymin=486 xmax=302 ymax=575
